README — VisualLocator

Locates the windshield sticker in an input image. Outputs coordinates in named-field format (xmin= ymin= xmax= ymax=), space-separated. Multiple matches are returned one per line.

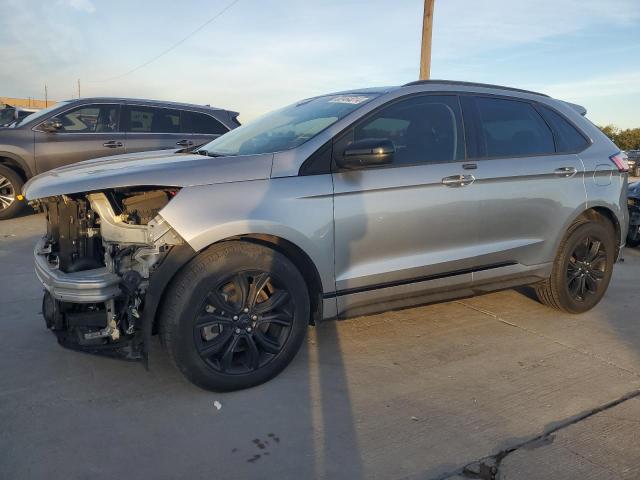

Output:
xmin=328 ymin=95 xmax=370 ymax=105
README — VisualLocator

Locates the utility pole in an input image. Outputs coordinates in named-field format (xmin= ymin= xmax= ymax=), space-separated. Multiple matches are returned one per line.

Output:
xmin=77 ymin=79 xmax=81 ymax=98
xmin=420 ymin=0 xmax=435 ymax=80
xmin=44 ymin=85 xmax=48 ymax=107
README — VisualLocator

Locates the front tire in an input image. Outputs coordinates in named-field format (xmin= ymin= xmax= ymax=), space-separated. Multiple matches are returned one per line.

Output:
xmin=160 ymin=241 xmax=310 ymax=391
xmin=0 ymin=165 xmax=25 ymax=220
xmin=535 ymin=219 xmax=615 ymax=313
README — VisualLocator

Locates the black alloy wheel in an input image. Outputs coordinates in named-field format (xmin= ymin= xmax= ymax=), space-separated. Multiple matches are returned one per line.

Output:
xmin=566 ymin=236 xmax=607 ymax=302
xmin=161 ymin=241 xmax=310 ymax=391
xmin=195 ymin=271 xmax=294 ymax=374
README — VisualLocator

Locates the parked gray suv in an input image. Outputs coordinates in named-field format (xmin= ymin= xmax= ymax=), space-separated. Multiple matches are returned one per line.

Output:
xmin=24 ymin=80 xmax=628 ymax=391
xmin=0 ymin=97 xmax=239 ymax=219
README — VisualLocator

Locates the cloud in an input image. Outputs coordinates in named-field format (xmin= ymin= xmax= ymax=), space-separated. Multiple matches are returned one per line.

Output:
xmin=57 ymin=0 xmax=95 ymax=13
xmin=432 ymin=0 xmax=640 ymax=60
xmin=527 ymin=72 xmax=640 ymax=101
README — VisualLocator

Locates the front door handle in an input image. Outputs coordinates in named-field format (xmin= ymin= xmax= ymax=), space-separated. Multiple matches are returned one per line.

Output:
xmin=442 ymin=174 xmax=475 ymax=187
xmin=176 ymin=139 xmax=194 ymax=147
xmin=554 ymin=166 xmax=578 ymax=177
xmin=103 ymin=140 xmax=123 ymax=148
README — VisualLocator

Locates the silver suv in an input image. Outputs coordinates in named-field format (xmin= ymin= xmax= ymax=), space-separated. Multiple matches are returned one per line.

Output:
xmin=24 ymin=80 xmax=628 ymax=391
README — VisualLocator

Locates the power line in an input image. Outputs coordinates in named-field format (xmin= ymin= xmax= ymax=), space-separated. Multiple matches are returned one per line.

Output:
xmin=88 ymin=0 xmax=241 ymax=82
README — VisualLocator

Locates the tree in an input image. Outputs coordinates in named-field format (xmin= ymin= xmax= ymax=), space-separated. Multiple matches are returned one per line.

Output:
xmin=597 ymin=125 xmax=640 ymax=150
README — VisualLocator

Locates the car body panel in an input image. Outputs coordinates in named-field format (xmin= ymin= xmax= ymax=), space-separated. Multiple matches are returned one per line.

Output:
xmin=332 ymin=162 xmax=480 ymax=293
xmin=34 ymin=129 xmax=127 ymax=173
xmin=469 ymin=153 xmax=587 ymax=267
xmin=158 ymin=175 xmax=336 ymax=297
xmin=23 ymin=152 xmax=274 ymax=199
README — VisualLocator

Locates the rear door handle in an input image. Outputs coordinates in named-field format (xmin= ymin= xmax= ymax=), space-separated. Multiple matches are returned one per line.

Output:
xmin=554 ymin=166 xmax=578 ymax=177
xmin=103 ymin=140 xmax=123 ymax=148
xmin=176 ymin=139 xmax=194 ymax=147
xmin=442 ymin=174 xmax=475 ymax=187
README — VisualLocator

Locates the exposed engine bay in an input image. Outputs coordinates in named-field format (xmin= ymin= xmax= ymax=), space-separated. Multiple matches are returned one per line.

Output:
xmin=37 ymin=188 xmax=183 ymax=361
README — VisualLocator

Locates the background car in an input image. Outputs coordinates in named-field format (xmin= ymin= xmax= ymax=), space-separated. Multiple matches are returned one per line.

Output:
xmin=0 ymin=97 xmax=240 ymax=219
xmin=625 ymin=150 xmax=640 ymax=176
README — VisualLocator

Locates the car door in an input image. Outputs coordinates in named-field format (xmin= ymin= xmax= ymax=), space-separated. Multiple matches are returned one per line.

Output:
xmin=182 ymin=110 xmax=230 ymax=149
xmin=459 ymin=95 xmax=586 ymax=279
xmin=123 ymin=104 xmax=192 ymax=153
xmin=332 ymin=94 xmax=481 ymax=316
xmin=34 ymin=103 xmax=125 ymax=174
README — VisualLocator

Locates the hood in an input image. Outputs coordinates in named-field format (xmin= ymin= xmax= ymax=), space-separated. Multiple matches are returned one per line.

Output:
xmin=24 ymin=149 xmax=274 ymax=200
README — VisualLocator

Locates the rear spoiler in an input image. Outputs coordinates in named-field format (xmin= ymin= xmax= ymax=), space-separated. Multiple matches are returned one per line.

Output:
xmin=563 ymin=101 xmax=587 ymax=116
xmin=227 ymin=110 xmax=241 ymax=127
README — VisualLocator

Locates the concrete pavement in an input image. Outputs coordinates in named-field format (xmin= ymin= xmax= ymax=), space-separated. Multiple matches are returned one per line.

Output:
xmin=1 ymin=212 xmax=639 ymax=480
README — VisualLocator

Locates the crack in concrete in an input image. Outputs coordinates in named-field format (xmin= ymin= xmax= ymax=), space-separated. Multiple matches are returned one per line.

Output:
xmin=426 ymin=301 xmax=640 ymax=480
xmin=433 ymin=388 xmax=640 ymax=479
xmin=455 ymin=300 xmax=640 ymax=379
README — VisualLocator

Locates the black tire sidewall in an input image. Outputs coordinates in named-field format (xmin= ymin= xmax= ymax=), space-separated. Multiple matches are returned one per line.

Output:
xmin=555 ymin=222 xmax=615 ymax=313
xmin=0 ymin=165 xmax=25 ymax=220
xmin=163 ymin=242 xmax=310 ymax=391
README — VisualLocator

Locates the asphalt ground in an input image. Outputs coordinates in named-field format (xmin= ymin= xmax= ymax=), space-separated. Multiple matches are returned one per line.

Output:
xmin=1 ymin=211 xmax=639 ymax=480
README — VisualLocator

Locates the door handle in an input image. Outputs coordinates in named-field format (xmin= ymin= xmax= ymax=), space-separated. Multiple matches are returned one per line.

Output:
xmin=103 ymin=140 xmax=123 ymax=148
xmin=554 ymin=166 xmax=578 ymax=177
xmin=442 ymin=174 xmax=475 ymax=187
xmin=176 ymin=139 xmax=194 ymax=147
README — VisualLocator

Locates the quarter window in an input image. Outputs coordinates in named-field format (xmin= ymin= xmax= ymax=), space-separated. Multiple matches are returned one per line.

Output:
xmin=128 ymin=106 xmax=181 ymax=133
xmin=474 ymin=97 xmax=555 ymax=157
xmin=537 ymin=105 xmax=588 ymax=152
xmin=183 ymin=111 xmax=228 ymax=135
xmin=344 ymin=95 xmax=464 ymax=166
xmin=57 ymin=105 xmax=120 ymax=133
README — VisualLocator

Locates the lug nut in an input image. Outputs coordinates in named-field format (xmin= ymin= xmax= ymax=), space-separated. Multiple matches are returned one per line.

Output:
xmin=233 ymin=315 xmax=238 ymax=321
xmin=205 ymin=305 xmax=214 ymax=313
xmin=244 ymin=308 xmax=249 ymax=313
xmin=251 ymin=315 xmax=258 ymax=320
xmin=247 ymin=327 xmax=252 ymax=333
xmin=235 ymin=328 xmax=241 ymax=334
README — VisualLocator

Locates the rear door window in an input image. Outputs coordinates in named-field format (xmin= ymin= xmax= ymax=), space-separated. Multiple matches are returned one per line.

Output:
xmin=128 ymin=106 xmax=181 ymax=133
xmin=182 ymin=111 xmax=228 ymax=135
xmin=57 ymin=104 xmax=120 ymax=133
xmin=537 ymin=105 xmax=589 ymax=152
xmin=473 ymin=97 xmax=555 ymax=157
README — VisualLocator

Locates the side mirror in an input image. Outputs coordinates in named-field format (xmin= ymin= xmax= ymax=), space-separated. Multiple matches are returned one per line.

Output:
xmin=337 ymin=138 xmax=395 ymax=170
xmin=40 ymin=117 xmax=63 ymax=133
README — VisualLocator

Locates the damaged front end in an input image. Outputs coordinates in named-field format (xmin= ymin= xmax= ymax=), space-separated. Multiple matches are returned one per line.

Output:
xmin=35 ymin=188 xmax=185 ymax=362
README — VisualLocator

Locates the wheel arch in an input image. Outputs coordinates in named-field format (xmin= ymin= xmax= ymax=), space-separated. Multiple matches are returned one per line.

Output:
xmin=570 ymin=206 xmax=622 ymax=258
xmin=226 ymin=234 xmax=324 ymax=325
xmin=149 ymin=233 xmax=325 ymax=339
xmin=0 ymin=153 xmax=32 ymax=182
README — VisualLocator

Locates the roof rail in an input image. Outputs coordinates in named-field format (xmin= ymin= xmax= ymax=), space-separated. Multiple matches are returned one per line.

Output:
xmin=403 ymin=79 xmax=549 ymax=98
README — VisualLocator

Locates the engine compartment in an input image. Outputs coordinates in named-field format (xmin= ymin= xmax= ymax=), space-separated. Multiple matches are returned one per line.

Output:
xmin=39 ymin=187 xmax=182 ymax=360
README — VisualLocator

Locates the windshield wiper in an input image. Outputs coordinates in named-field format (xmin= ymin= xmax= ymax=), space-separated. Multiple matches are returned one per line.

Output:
xmin=206 ymin=151 xmax=226 ymax=157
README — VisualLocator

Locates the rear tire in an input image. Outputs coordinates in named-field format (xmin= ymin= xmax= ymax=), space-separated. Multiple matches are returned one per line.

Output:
xmin=535 ymin=219 xmax=615 ymax=314
xmin=0 ymin=165 xmax=25 ymax=220
xmin=160 ymin=241 xmax=310 ymax=391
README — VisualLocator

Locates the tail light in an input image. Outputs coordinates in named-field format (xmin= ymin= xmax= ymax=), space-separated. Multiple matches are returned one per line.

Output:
xmin=610 ymin=152 xmax=629 ymax=173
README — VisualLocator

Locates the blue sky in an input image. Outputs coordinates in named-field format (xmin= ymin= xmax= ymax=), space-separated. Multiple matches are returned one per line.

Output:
xmin=1 ymin=0 xmax=639 ymax=127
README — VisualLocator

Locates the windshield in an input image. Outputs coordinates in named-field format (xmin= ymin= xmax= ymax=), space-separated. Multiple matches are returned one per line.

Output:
xmin=200 ymin=93 xmax=378 ymax=156
xmin=13 ymin=101 xmax=70 ymax=127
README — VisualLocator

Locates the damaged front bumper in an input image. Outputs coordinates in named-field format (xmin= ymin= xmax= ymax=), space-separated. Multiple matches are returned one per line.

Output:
xmin=33 ymin=191 xmax=186 ymax=364
xmin=35 ymin=237 xmax=121 ymax=303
